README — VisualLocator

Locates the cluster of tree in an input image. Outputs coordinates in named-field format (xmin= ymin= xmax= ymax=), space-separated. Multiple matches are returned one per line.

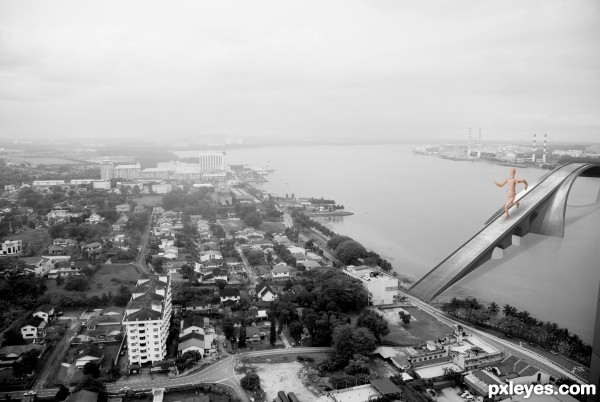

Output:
xmin=210 ymin=223 xmax=226 ymax=238
xmin=0 ymin=266 xmax=48 ymax=330
xmin=327 ymin=235 xmax=392 ymax=271
xmin=442 ymin=297 xmax=592 ymax=366
xmin=175 ymin=350 xmax=202 ymax=372
xmin=162 ymin=189 xmax=213 ymax=211
xmin=398 ymin=310 xmax=412 ymax=325
xmin=290 ymin=209 xmax=336 ymax=238
xmin=240 ymin=371 xmax=262 ymax=392
xmin=243 ymin=249 xmax=266 ymax=266
xmin=263 ymin=199 xmax=283 ymax=219
xmin=12 ymin=349 xmax=39 ymax=379
xmin=320 ymin=325 xmax=377 ymax=372
xmin=56 ymin=285 xmax=132 ymax=308
xmin=235 ymin=204 xmax=263 ymax=229
xmin=298 ymin=268 xmax=369 ymax=313
xmin=220 ymin=239 xmax=241 ymax=261
xmin=272 ymin=244 xmax=297 ymax=267
xmin=302 ymin=309 xmax=351 ymax=346
xmin=173 ymin=284 xmax=218 ymax=304
xmin=50 ymin=222 xmax=111 ymax=243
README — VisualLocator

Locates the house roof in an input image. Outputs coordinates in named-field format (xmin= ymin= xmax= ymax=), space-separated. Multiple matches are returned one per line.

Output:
xmin=220 ymin=288 xmax=240 ymax=297
xmin=77 ymin=346 xmax=103 ymax=360
xmin=0 ymin=344 xmax=43 ymax=357
xmin=255 ymin=282 xmax=274 ymax=296
xmin=22 ymin=316 xmax=45 ymax=328
xmin=66 ymin=390 xmax=99 ymax=402
xmin=245 ymin=326 xmax=261 ymax=338
xmin=100 ymin=306 xmax=125 ymax=315
xmin=34 ymin=304 xmax=54 ymax=314
xmin=124 ymin=307 xmax=162 ymax=321
xmin=371 ymin=379 xmax=402 ymax=395
xmin=178 ymin=332 xmax=208 ymax=351
xmin=272 ymin=265 xmax=292 ymax=274
xmin=182 ymin=315 xmax=210 ymax=330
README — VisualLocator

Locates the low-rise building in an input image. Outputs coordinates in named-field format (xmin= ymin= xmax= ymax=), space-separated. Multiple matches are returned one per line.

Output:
xmin=21 ymin=316 xmax=46 ymax=340
xmin=219 ymin=288 xmax=241 ymax=303
xmin=21 ymin=257 xmax=54 ymax=276
xmin=116 ymin=204 xmax=131 ymax=213
xmin=256 ymin=282 xmax=276 ymax=302
xmin=343 ymin=265 xmax=399 ymax=305
xmin=271 ymin=264 xmax=292 ymax=280
xmin=463 ymin=369 xmax=504 ymax=402
xmin=33 ymin=304 xmax=55 ymax=322
xmin=1 ymin=240 xmax=22 ymax=257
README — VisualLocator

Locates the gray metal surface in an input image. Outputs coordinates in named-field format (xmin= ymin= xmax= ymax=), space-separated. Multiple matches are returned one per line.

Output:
xmin=410 ymin=162 xmax=600 ymax=302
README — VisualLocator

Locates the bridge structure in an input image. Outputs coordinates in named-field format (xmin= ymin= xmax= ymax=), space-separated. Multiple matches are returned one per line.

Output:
xmin=409 ymin=162 xmax=600 ymax=302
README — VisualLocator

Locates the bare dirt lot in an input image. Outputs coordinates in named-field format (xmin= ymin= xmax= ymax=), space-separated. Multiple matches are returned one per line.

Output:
xmin=252 ymin=362 xmax=333 ymax=402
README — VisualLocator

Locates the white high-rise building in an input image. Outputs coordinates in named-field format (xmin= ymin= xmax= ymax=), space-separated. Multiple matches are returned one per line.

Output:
xmin=198 ymin=152 xmax=226 ymax=171
xmin=122 ymin=274 xmax=172 ymax=366
xmin=114 ymin=163 xmax=142 ymax=179
xmin=100 ymin=160 xmax=114 ymax=180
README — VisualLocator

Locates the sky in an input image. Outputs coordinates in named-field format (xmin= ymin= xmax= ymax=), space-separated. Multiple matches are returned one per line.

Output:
xmin=0 ymin=0 xmax=599 ymax=143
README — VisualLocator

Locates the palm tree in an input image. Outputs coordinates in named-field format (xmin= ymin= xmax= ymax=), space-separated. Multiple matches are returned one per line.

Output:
xmin=503 ymin=304 xmax=516 ymax=317
xmin=488 ymin=302 xmax=500 ymax=314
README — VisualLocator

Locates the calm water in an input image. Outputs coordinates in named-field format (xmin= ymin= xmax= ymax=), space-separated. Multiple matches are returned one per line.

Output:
xmin=176 ymin=144 xmax=600 ymax=342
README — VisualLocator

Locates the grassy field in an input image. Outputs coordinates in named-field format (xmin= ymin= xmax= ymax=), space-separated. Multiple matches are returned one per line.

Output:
xmin=45 ymin=263 xmax=140 ymax=298
xmin=258 ymin=221 xmax=286 ymax=234
xmin=3 ymin=228 xmax=47 ymax=244
xmin=131 ymin=195 xmax=163 ymax=207
xmin=380 ymin=306 xmax=453 ymax=345
xmin=218 ymin=219 xmax=245 ymax=233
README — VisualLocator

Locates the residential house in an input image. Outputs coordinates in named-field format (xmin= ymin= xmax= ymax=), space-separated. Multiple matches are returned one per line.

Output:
xmin=21 ymin=257 xmax=54 ymax=276
xmin=178 ymin=332 xmax=215 ymax=357
xmin=200 ymin=250 xmax=223 ymax=262
xmin=185 ymin=300 xmax=216 ymax=313
xmin=74 ymin=346 xmax=104 ymax=369
xmin=245 ymin=326 xmax=262 ymax=343
xmin=116 ymin=204 xmax=131 ymax=213
xmin=219 ymin=288 xmax=241 ymax=303
xmin=256 ymin=282 xmax=277 ymax=302
xmin=0 ymin=240 xmax=22 ymax=256
xmin=20 ymin=316 xmax=46 ymax=340
xmin=53 ymin=238 xmax=77 ymax=247
xmin=82 ymin=242 xmax=102 ymax=257
xmin=47 ymin=244 xmax=67 ymax=256
xmin=33 ymin=304 xmax=54 ymax=322
xmin=299 ymin=260 xmax=321 ymax=270
xmin=271 ymin=265 xmax=292 ymax=281
xmin=0 ymin=344 xmax=44 ymax=363
xmin=85 ymin=213 xmax=104 ymax=224
xmin=224 ymin=258 xmax=243 ymax=272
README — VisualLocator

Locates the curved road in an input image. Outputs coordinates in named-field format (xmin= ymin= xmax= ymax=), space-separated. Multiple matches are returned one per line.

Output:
xmin=105 ymin=347 xmax=333 ymax=401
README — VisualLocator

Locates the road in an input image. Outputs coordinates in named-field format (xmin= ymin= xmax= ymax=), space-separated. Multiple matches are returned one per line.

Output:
xmin=133 ymin=214 xmax=152 ymax=275
xmin=33 ymin=320 xmax=82 ymax=390
xmin=105 ymin=347 xmax=333 ymax=401
xmin=402 ymin=292 xmax=586 ymax=383
xmin=235 ymin=244 xmax=258 ymax=286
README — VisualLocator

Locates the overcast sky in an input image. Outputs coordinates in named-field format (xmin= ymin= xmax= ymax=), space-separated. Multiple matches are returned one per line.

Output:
xmin=1 ymin=0 xmax=599 ymax=143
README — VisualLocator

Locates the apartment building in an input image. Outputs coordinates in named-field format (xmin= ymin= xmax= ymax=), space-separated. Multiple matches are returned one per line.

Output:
xmin=122 ymin=274 xmax=172 ymax=366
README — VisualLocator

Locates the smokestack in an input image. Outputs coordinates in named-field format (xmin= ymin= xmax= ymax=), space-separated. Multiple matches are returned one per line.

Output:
xmin=543 ymin=133 xmax=547 ymax=163
xmin=468 ymin=127 xmax=472 ymax=157
xmin=532 ymin=133 xmax=537 ymax=163
xmin=477 ymin=127 xmax=482 ymax=158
